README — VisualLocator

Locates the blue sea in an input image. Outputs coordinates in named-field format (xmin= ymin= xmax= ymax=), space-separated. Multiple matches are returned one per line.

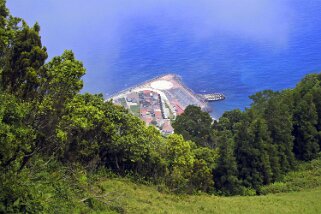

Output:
xmin=8 ymin=0 xmax=321 ymax=118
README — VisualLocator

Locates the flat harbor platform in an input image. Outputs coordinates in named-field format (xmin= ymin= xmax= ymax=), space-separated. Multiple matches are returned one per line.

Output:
xmin=108 ymin=74 xmax=209 ymax=112
xmin=108 ymin=74 xmax=224 ymax=134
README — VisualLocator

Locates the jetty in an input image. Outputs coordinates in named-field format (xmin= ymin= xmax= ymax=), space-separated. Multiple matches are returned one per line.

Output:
xmin=199 ymin=93 xmax=225 ymax=101
xmin=109 ymin=74 xmax=225 ymax=134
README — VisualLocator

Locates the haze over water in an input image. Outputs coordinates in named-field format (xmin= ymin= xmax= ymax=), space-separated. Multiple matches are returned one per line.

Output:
xmin=8 ymin=0 xmax=321 ymax=118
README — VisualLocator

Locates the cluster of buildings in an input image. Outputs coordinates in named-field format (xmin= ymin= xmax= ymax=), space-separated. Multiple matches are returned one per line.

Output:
xmin=111 ymin=74 xmax=212 ymax=135
xmin=114 ymin=90 xmax=174 ymax=135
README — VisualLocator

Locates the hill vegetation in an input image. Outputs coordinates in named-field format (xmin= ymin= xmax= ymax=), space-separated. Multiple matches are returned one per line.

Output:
xmin=3 ymin=156 xmax=321 ymax=213
xmin=0 ymin=0 xmax=321 ymax=213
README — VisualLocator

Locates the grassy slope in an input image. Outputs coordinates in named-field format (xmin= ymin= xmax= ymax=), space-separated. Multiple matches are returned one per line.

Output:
xmin=85 ymin=157 xmax=321 ymax=213
xmin=93 ymin=178 xmax=321 ymax=214
xmin=43 ymin=157 xmax=320 ymax=213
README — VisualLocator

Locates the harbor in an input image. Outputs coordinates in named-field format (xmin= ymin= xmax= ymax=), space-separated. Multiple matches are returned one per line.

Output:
xmin=109 ymin=74 xmax=225 ymax=134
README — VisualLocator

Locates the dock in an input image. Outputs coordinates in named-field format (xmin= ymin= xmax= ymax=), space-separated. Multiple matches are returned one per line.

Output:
xmin=198 ymin=93 xmax=225 ymax=101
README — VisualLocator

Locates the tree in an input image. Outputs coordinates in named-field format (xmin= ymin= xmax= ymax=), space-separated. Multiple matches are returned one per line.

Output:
xmin=0 ymin=92 xmax=40 ymax=212
xmin=57 ymin=94 xmax=106 ymax=167
xmin=31 ymin=50 xmax=85 ymax=153
xmin=293 ymin=93 xmax=319 ymax=161
xmin=248 ymin=90 xmax=294 ymax=177
xmin=0 ymin=92 xmax=34 ymax=171
xmin=235 ymin=116 xmax=274 ymax=190
xmin=213 ymin=130 xmax=241 ymax=195
xmin=58 ymin=93 xmax=165 ymax=177
xmin=163 ymin=134 xmax=195 ymax=192
xmin=189 ymin=159 xmax=214 ymax=193
xmin=1 ymin=21 xmax=48 ymax=99
xmin=264 ymin=94 xmax=295 ymax=173
xmin=311 ymin=84 xmax=321 ymax=148
xmin=172 ymin=105 xmax=214 ymax=148
xmin=249 ymin=90 xmax=278 ymax=113
xmin=217 ymin=109 xmax=244 ymax=134
xmin=0 ymin=0 xmax=8 ymax=54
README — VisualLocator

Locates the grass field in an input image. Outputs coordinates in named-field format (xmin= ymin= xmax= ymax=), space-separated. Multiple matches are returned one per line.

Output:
xmin=89 ymin=178 xmax=321 ymax=214
xmin=44 ymin=156 xmax=317 ymax=213
xmin=79 ymin=157 xmax=321 ymax=213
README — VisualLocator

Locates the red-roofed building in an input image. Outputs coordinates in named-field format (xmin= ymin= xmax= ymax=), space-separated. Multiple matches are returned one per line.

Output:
xmin=140 ymin=109 xmax=148 ymax=117
xmin=143 ymin=90 xmax=152 ymax=96
xmin=162 ymin=120 xmax=174 ymax=134
xmin=154 ymin=109 xmax=162 ymax=119
xmin=143 ymin=116 xmax=153 ymax=125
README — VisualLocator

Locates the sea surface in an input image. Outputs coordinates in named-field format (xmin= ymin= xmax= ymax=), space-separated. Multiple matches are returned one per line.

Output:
xmin=8 ymin=0 xmax=321 ymax=118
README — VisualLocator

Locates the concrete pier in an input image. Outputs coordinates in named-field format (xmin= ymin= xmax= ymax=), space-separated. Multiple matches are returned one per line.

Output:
xmin=199 ymin=93 xmax=225 ymax=101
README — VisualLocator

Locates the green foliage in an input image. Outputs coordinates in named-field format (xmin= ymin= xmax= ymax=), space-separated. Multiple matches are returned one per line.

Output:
xmin=0 ymin=93 xmax=34 ymax=172
xmin=58 ymin=93 xmax=168 ymax=180
xmin=292 ymin=74 xmax=321 ymax=160
xmin=0 ymin=0 xmax=8 ymax=56
xmin=235 ymin=117 xmax=274 ymax=190
xmin=0 ymin=170 xmax=43 ymax=213
xmin=163 ymin=134 xmax=194 ymax=191
xmin=1 ymin=20 xmax=48 ymax=99
xmin=215 ymin=109 xmax=244 ymax=134
xmin=162 ymin=134 xmax=214 ymax=193
xmin=172 ymin=105 xmax=215 ymax=148
xmin=38 ymin=50 xmax=85 ymax=103
xmin=212 ymin=79 xmax=321 ymax=194
xmin=249 ymin=90 xmax=278 ymax=112
xmin=193 ymin=146 xmax=218 ymax=171
xmin=293 ymin=93 xmax=319 ymax=160
xmin=260 ymin=155 xmax=321 ymax=194
xmin=34 ymin=50 xmax=86 ymax=149
xmin=214 ymin=131 xmax=241 ymax=195
xmin=264 ymin=93 xmax=295 ymax=173
xmin=57 ymin=93 xmax=106 ymax=166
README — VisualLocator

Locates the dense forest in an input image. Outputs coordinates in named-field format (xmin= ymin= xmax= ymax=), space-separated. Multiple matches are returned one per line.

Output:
xmin=0 ymin=1 xmax=321 ymax=212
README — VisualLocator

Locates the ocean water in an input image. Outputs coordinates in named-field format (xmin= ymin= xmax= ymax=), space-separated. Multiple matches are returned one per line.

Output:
xmin=7 ymin=0 xmax=321 ymax=118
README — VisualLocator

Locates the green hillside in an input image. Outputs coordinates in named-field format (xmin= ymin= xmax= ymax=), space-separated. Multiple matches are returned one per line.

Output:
xmin=90 ymin=180 xmax=321 ymax=214
xmin=88 ymin=178 xmax=321 ymax=214
xmin=25 ymin=157 xmax=320 ymax=213
xmin=76 ymin=156 xmax=321 ymax=213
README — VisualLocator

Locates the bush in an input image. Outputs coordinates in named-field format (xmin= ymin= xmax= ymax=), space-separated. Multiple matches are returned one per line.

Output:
xmin=260 ymin=156 xmax=321 ymax=195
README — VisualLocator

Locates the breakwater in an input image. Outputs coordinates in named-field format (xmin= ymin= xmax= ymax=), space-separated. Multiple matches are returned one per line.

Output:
xmin=199 ymin=93 xmax=225 ymax=101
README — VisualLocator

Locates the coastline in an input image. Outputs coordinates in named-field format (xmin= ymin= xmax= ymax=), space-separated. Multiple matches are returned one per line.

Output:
xmin=109 ymin=74 xmax=213 ymax=134
xmin=108 ymin=74 xmax=210 ymax=111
